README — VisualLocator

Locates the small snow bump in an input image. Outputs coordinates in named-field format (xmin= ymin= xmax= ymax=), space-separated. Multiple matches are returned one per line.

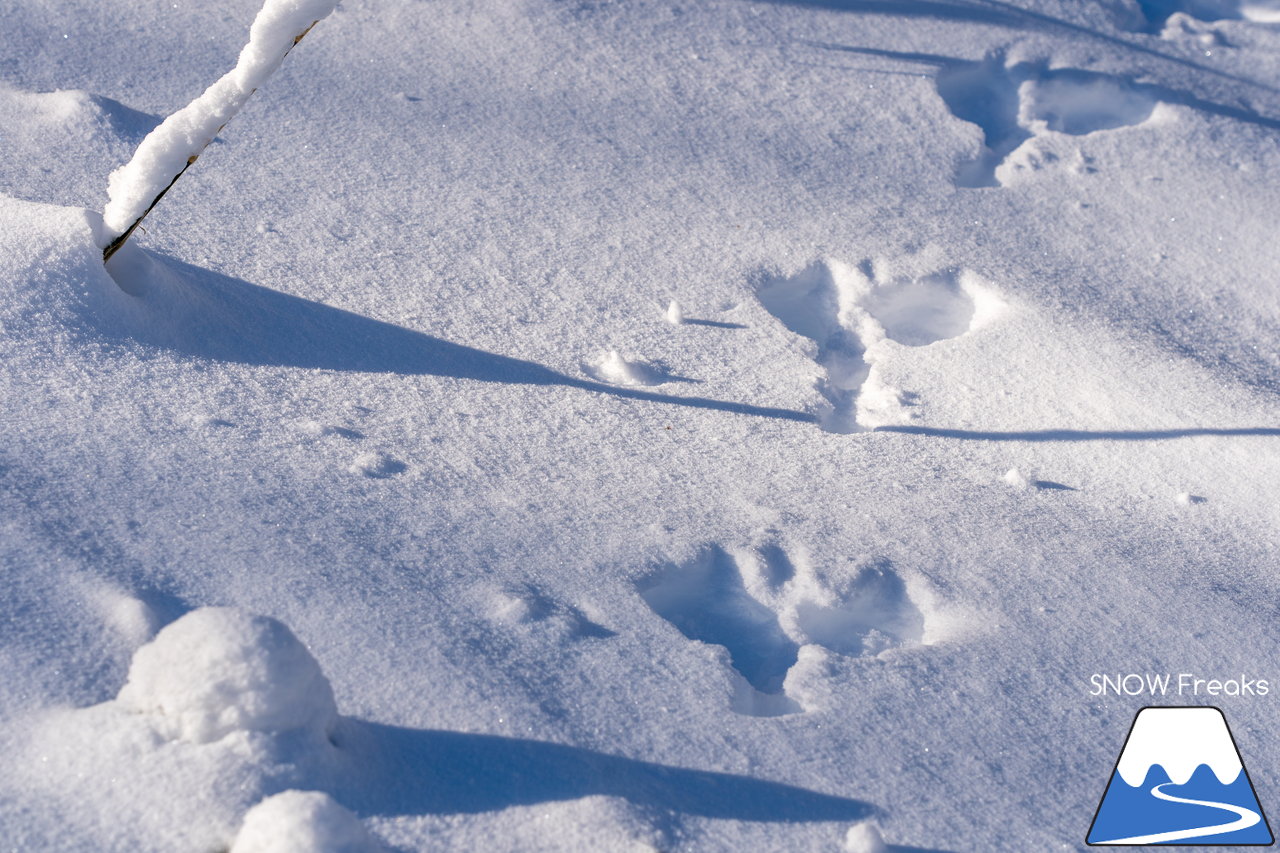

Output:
xmin=296 ymin=419 xmax=327 ymax=437
xmin=665 ymin=300 xmax=684 ymax=325
xmin=348 ymin=450 xmax=405 ymax=478
xmin=98 ymin=592 xmax=157 ymax=646
xmin=230 ymin=791 xmax=380 ymax=853
xmin=186 ymin=413 xmax=235 ymax=428
xmin=1176 ymin=491 xmax=1207 ymax=506
xmin=843 ymin=821 xmax=888 ymax=853
xmin=1002 ymin=468 xmax=1031 ymax=490
xmin=586 ymin=350 xmax=667 ymax=386
xmin=297 ymin=420 xmax=364 ymax=440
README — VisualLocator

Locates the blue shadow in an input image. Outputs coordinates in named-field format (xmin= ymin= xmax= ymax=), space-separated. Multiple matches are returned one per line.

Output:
xmin=877 ymin=425 xmax=1280 ymax=441
xmin=110 ymin=254 xmax=813 ymax=425
xmin=332 ymin=722 xmax=878 ymax=822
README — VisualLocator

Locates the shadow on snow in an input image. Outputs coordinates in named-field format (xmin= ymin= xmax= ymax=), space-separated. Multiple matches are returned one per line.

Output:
xmin=104 ymin=253 xmax=812 ymax=425
xmin=333 ymin=722 xmax=877 ymax=823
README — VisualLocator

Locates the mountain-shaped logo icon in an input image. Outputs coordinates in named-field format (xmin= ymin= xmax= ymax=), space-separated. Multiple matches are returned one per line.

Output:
xmin=1087 ymin=706 xmax=1273 ymax=846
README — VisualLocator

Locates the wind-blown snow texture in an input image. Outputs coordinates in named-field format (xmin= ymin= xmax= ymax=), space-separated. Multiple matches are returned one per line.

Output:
xmin=2 ymin=0 xmax=1280 ymax=850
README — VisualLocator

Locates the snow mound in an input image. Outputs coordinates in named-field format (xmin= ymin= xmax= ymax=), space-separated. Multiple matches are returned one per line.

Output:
xmin=1242 ymin=1 xmax=1280 ymax=21
xmin=586 ymin=350 xmax=667 ymax=386
xmin=231 ymin=791 xmax=379 ymax=853
xmin=1002 ymin=468 xmax=1031 ymax=489
xmin=116 ymin=607 xmax=337 ymax=744
xmin=101 ymin=0 xmax=341 ymax=239
xmin=843 ymin=821 xmax=888 ymax=853
xmin=348 ymin=450 xmax=406 ymax=478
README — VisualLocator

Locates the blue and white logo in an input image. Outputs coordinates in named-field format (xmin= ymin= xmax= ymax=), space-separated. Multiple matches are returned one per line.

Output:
xmin=1088 ymin=706 xmax=1273 ymax=846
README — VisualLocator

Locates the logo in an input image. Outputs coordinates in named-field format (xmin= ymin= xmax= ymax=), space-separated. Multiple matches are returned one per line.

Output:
xmin=1087 ymin=706 xmax=1273 ymax=846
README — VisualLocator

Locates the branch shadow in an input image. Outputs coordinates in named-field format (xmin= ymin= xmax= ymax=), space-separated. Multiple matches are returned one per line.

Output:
xmin=100 ymin=252 xmax=813 ymax=425
xmin=807 ymin=44 xmax=1280 ymax=133
xmin=876 ymin=425 xmax=1280 ymax=441
xmin=332 ymin=722 xmax=878 ymax=823
xmin=762 ymin=0 xmax=1274 ymax=92
xmin=756 ymin=0 xmax=1024 ymax=27
xmin=685 ymin=318 xmax=749 ymax=329
xmin=757 ymin=0 xmax=1277 ymax=92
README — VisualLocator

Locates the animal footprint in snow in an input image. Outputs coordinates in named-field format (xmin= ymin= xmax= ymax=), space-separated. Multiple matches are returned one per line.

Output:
xmin=490 ymin=584 xmax=615 ymax=641
xmin=861 ymin=271 xmax=978 ymax=347
xmin=640 ymin=544 xmax=932 ymax=716
xmin=1130 ymin=1 xmax=1280 ymax=32
xmin=756 ymin=260 xmax=1001 ymax=432
xmin=935 ymin=56 xmax=1158 ymax=187
xmin=789 ymin=561 xmax=925 ymax=657
xmin=640 ymin=545 xmax=801 ymax=716
xmin=756 ymin=261 xmax=870 ymax=433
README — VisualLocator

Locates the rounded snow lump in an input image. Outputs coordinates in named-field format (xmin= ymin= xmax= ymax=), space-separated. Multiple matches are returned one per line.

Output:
xmin=231 ymin=791 xmax=379 ymax=853
xmin=116 ymin=607 xmax=337 ymax=743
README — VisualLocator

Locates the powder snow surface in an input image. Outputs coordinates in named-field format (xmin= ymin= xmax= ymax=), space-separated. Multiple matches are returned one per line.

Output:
xmin=2 ymin=0 xmax=1280 ymax=850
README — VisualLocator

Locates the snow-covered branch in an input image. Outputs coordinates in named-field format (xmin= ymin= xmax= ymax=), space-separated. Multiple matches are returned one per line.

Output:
xmin=100 ymin=0 xmax=340 ymax=261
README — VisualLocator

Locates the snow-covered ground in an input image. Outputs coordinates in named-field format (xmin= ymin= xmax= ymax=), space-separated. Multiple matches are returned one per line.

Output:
xmin=2 ymin=0 xmax=1279 ymax=849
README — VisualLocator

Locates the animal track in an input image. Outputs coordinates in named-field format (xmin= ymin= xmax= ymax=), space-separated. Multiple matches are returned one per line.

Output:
xmin=861 ymin=272 xmax=977 ymax=347
xmin=640 ymin=544 xmax=930 ymax=716
xmin=936 ymin=58 xmax=1157 ymax=187
xmin=756 ymin=261 xmax=992 ymax=432
xmin=756 ymin=262 xmax=869 ymax=433
xmin=791 ymin=562 xmax=925 ymax=657
xmin=491 ymin=584 xmax=615 ymax=640
xmin=640 ymin=545 xmax=800 ymax=704
xmin=1130 ymin=0 xmax=1280 ymax=31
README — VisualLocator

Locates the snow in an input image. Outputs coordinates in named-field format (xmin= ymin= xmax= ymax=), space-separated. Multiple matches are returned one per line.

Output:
xmin=3 ymin=0 xmax=1280 ymax=849
xmin=1002 ymin=468 xmax=1032 ymax=489
xmin=100 ymin=0 xmax=340 ymax=240
xmin=231 ymin=791 xmax=381 ymax=853
xmin=842 ymin=822 xmax=888 ymax=853
xmin=666 ymin=300 xmax=685 ymax=325
xmin=348 ymin=450 xmax=407 ymax=479
xmin=116 ymin=607 xmax=338 ymax=744
xmin=586 ymin=349 xmax=669 ymax=386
